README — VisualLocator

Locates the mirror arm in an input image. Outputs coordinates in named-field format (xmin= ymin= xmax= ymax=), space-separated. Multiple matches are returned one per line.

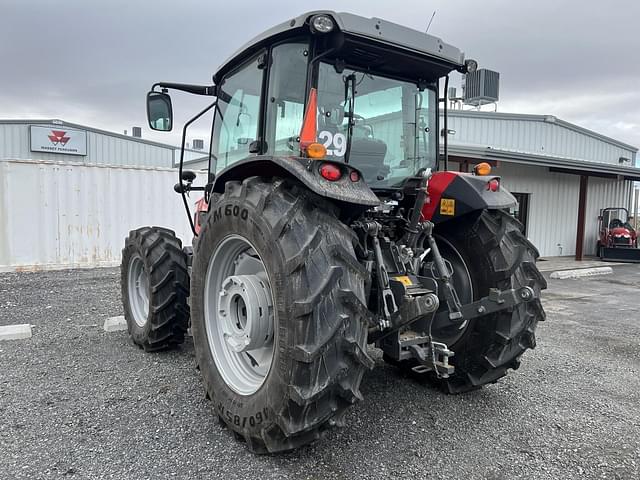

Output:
xmin=152 ymin=82 xmax=216 ymax=96
xmin=178 ymin=100 xmax=218 ymax=237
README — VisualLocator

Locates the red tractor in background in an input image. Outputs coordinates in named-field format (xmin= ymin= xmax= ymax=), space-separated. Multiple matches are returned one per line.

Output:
xmin=597 ymin=207 xmax=640 ymax=262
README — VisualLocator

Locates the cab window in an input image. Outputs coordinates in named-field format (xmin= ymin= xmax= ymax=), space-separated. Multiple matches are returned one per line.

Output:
xmin=213 ymin=55 xmax=264 ymax=172
xmin=264 ymin=42 xmax=309 ymax=156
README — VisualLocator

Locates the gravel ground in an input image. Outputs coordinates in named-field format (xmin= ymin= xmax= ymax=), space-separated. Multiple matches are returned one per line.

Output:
xmin=1 ymin=265 xmax=639 ymax=479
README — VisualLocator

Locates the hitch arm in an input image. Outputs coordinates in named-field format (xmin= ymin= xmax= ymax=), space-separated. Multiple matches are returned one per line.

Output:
xmin=434 ymin=286 xmax=536 ymax=325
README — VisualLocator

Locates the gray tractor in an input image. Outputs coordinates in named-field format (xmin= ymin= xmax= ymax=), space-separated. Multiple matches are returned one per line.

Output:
xmin=121 ymin=11 xmax=546 ymax=453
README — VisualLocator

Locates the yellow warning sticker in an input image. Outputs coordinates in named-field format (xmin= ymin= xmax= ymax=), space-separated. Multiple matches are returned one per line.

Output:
xmin=394 ymin=276 xmax=413 ymax=286
xmin=440 ymin=198 xmax=455 ymax=216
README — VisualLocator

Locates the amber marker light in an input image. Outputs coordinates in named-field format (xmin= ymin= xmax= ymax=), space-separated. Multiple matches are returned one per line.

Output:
xmin=306 ymin=142 xmax=327 ymax=159
xmin=474 ymin=162 xmax=492 ymax=176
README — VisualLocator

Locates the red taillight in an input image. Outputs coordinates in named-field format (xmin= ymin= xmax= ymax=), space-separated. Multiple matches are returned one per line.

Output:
xmin=487 ymin=179 xmax=500 ymax=192
xmin=319 ymin=163 xmax=342 ymax=181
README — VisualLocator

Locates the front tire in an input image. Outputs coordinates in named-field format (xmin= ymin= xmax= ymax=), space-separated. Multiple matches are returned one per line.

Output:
xmin=120 ymin=227 xmax=190 ymax=351
xmin=190 ymin=178 xmax=372 ymax=453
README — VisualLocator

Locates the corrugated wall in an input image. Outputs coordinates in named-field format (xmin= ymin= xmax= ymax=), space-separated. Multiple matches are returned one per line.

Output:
xmin=445 ymin=112 xmax=636 ymax=166
xmin=495 ymin=162 xmax=632 ymax=257
xmin=0 ymin=160 xmax=194 ymax=271
xmin=0 ymin=123 xmax=174 ymax=167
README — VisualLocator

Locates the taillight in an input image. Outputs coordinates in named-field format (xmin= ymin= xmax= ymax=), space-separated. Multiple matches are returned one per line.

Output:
xmin=349 ymin=170 xmax=359 ymax=182
xmin=319 ymin=163 xmax=342 ymax=181
xmin=487 ymin=179 xmax=500 ymax=192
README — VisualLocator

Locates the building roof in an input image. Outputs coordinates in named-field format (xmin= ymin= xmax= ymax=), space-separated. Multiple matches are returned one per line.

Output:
xmin=444 ymin=110 xmax=638 ymax=177
xmin=0 ymin=118 xmax=206 ymax=168
xmin=0 ymin=118 xmax=178 ymax=150
xmin=447 ymin=110 xmax=638 ymax=152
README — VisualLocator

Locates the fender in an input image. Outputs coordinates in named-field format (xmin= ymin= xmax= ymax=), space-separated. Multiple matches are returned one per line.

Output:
xmin=423 ymin=171 xmax=517 ymax=224
xmin=212 ymin=155 xmax=380 ymax=207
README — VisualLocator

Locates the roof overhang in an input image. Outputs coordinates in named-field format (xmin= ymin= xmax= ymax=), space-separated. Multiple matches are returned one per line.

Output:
xmin=448 ymin=145 xmax=640 ymax=182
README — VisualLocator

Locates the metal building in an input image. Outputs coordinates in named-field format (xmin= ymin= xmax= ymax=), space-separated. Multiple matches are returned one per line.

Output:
xmin=444 ymin=111 xmax=640 ymax=258
xmin=2 ymin=112 xmax=639 ymax=270
xmin=183 ymin=109 xmax=639 ymax=259
xmin=0 ymin=119 xmax=177 ymax=167
xmin=0 ymin=119 xmax=205 ymax=271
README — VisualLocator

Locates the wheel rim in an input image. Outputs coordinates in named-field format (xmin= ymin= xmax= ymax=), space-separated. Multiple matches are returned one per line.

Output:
xmin=421 ymin=236 xmax=474 ymax=346
xmin=204 ymin=235 xmax=275 ymax=396
xmin=127 ymin=254 xmax=149 ymax=327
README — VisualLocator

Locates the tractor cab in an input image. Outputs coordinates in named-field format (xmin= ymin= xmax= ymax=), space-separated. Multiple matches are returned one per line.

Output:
xmin=146 ymin=12 xmax=478 ymax=209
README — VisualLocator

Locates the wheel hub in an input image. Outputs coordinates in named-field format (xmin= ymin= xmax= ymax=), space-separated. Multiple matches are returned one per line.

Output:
xmin=218 ymin=274 xmax=273 ymax=352
xmin=204 ymin=234 xmax=276 ymax=396
xmin=127 ymin=254 xmax=149 ymax=327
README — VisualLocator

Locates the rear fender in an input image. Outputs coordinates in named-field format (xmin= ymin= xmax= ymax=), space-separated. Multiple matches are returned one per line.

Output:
xmin=212 ymin=155 xmax=380 ymax=208
xmin=422 ymin=171 xmax=516 ymax=224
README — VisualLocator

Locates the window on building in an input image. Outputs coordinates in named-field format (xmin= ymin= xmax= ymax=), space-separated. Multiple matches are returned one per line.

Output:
xmin=510 ymin=192 xmax=530 ymax=236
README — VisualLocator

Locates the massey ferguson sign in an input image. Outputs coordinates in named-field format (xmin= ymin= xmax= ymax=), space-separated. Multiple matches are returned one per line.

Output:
xmin=30 ymin=125 xmax=87 ymax=156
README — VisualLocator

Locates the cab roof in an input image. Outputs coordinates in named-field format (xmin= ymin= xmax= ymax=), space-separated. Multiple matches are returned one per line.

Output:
xmin=213 ymin=11 xmax=466 ymax=81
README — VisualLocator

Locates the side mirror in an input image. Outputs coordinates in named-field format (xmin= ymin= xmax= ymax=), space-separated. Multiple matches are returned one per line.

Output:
xmin=146 ymin=91 xmax=173 ymax=131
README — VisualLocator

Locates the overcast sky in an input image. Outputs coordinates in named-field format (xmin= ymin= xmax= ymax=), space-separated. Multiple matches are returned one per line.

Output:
xmin=1 ymin=0 xmax=639 ymax=149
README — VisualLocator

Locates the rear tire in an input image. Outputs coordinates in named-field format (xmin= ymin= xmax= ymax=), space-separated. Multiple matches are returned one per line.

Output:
xmin=121 ymin=227 xmax=190 ymax=351
xmin=190 ymin=177 xmax=373 ymax=453
xmin=386 ymin=210 xmax=547 ymax=393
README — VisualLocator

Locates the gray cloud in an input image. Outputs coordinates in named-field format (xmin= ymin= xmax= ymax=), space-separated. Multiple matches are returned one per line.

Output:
xmin=1 ymin=0 xmax=638 ymax=148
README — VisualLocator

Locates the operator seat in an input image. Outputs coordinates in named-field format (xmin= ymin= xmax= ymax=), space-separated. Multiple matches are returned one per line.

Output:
xmin=349 ymin=137 xmax=388 ymax=183
xmin=609 ymin=218 xmax=624 ymax=229
xmin=318 ymin=103 xmax=389 ymax=182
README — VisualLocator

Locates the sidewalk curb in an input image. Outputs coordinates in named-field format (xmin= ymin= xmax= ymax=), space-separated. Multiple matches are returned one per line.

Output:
xmin=103 ymin=316 xmax=127 ymax=332
xmin=550 ymin=267 xmax=613 ymax=280
xmin=0 ymin=324 xmax=33 ymax=341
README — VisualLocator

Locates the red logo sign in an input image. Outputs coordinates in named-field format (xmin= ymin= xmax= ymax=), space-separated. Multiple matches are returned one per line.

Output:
xmin=48 ymin=130 xmax=70 ymax=146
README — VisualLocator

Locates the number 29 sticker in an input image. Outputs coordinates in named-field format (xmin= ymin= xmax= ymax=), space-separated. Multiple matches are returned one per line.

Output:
xmin=318 ymin=131 xmax=347 ymax=157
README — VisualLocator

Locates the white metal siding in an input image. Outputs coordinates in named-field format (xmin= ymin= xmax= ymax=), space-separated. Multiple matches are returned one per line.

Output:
xmin=0 ymin=160 xmax=194 ymax=271
xmin=444 ymin=113 xmax=636 ymax=166
xmin=495 ymin=162 xmax=632 ymax=257
xmin=0 ymin=123 xmax=174 ymax=167
xmin=496 ymin=162 xmax=579 ymax=257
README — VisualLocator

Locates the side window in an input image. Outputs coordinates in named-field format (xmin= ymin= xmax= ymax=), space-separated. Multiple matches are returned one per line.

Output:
xmin=265 ymin=42 xmax=309 ymax=156
xmin=213 ymin=56 xmax=264 ymax=172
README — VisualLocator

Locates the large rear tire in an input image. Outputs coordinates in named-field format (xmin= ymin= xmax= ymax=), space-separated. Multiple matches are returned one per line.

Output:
xmin=190 ymin=177 xmax=372 ymax=453
xmin=433 ymin=210 xmax=546 ymax=393
xmin=386 ymin=210 xmax=546 ymax=393
xmin=120 ymin=227 xmax=190 ymax=351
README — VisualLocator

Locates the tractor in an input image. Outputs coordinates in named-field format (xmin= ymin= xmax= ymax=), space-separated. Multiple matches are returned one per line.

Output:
xmin=597 ymin=207 xmax=640 ymax=262
xmin=121 ymin=11 xmax=546 ymax=453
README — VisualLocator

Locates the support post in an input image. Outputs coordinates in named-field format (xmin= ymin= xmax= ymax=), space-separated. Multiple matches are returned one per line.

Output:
xmin=634 ymin=188 xmax=639 ymax=231
xmin=575 ymin=175 xmax=588 ymax=261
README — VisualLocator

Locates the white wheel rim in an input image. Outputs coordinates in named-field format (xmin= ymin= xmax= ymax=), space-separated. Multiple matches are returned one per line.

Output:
xmin=204 ymin=235 xmax=275 ymax=396
xmin=127 ymin=254 xmax=149 ymax=327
